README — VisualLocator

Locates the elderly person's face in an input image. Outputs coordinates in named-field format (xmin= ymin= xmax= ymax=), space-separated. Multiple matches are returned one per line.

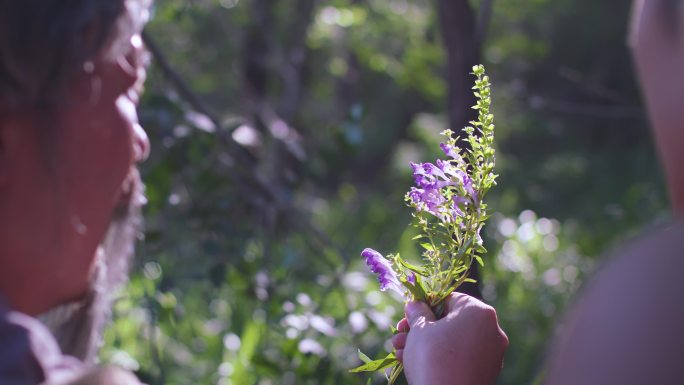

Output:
xmin=0 ymin=31 xmax=149 ymax=316
xmin=630 ymin=0 xmax=684 ymax=214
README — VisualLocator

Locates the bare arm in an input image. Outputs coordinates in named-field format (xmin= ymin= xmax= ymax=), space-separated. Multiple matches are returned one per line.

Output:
xmin=544 ymin=220 xmax=684 ymax=385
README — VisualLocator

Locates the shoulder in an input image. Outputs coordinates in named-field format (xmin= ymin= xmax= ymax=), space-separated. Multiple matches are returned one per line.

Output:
xmin=0 ymin=304 xmax=48 ymax=385
xmin=0 ymin=302 xmax=85 ymax=385
xmin=545 ymin=219 xmax=684 ymax=385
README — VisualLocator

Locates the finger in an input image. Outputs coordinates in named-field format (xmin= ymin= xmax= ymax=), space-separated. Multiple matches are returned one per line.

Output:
xmin=405 ymin=301 xmax=436 ymax=328
xmin=396 ymin=318 xmax=410 ymax=333
xmin=68 ymin=366 xmax=141 ymax=385
xmin=392 ymin=332 xmax=408 ymax=350
xmin=396 ymin=348 xmax=404 ymax=364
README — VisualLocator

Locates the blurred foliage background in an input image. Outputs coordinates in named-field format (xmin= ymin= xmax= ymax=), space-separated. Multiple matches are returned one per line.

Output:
xmin=100 ymin=0 xmax=669 ymax=384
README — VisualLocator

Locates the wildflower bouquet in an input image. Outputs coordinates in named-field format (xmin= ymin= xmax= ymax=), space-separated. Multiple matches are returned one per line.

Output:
xmin=351 ymin=65 xmax=497 ymax=384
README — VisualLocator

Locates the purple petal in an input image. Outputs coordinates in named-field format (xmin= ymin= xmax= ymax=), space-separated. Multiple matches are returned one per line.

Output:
xmin=423 ymin=162 xmax=448 ymax=181
xmin=450 ymin=199 xmax=465 ymax=221
xmin=440 ymin=143 xmax=461 ymax=160
xmin=462 ymin=174 xmax=477 ymax=202
xmin=410 ymin=162 xmax=425 ymax=176
xmin=436 ymin=159 xmax=465 ymax=182
xmin=361 ymin=248 xmax=403 ymax=295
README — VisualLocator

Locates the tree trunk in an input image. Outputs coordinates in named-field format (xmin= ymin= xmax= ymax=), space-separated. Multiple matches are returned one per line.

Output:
xmin=437 ymin=0 xmax=480 ymax=134
xmin=437 ymin=0 xmax=492 ymax=300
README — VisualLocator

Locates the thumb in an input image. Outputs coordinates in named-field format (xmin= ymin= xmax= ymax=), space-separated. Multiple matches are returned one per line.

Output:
xmin=405 ymin=301 xmax=436 ymax=328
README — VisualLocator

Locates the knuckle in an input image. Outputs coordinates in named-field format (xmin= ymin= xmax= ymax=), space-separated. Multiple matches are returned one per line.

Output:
xmin=77 ymin=366 xmax=139 ymax=385
xmin=499 ymin=329 xmax=510 ymax=349
xmin=479 ymin=304 xmax=498 ymax=323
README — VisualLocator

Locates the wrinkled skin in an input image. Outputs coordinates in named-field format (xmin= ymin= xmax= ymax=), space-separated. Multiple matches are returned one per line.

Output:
xmin=0 ymin=33 xmax=149 ymax=317
xmin=393 ymin=293 xmax=508 ymax=385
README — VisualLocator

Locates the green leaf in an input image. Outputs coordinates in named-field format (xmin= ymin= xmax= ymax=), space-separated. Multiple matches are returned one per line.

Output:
xmin=456 ymin=237 xmax=474 ymax=258
xmin=435 ymin=286 xmax=458 ymax=305
xmin=395 ymin=255 xmax=429 ymax=276
xmin=349 ymin=352 xmax=398 ymax=373
xmin=230 ymin=321 xmax=264 ymax=384
xmin=358 ymin=349 xmax=372 ymax=364
xmin=415 ymin=273 xmax=430 ymax=295
xmin=449 ymin=265 xmax=468 ymax=277
xmin=420 ymin=242 xmax=435 ymax=252
xmin=400 ymin=276 xmax=426 ymax=301
xmin=411 ymin=234 xmax=424 ymax=240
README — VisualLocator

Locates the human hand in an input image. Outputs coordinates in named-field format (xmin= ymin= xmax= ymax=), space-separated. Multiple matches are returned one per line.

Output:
xmin=392 ymin=293 xmax=508 ymax=385
xmin=50 ymin=366 xmax=142 ymax=385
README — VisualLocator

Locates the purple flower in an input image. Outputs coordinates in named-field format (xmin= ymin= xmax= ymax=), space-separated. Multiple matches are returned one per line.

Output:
xmin=462 ymin=174 xmax=478 ymax=202
xmin=410 ymin=156 xmax=479 ymax=221
xmin=475 ymin=227 xmax=483 ymax=246
xmin=408 ymin=186 xmax=447 ymax=216
xmin=410 ymin=162 xmax=431 ymax=186
xmin=407 ymin=272 xmax=416 ymax=285
xmin=410 ymin=162 xmax=424 ymax=183
xmin=436 ymin=159 xmax=465 ymax=181
xmin=361 ymin=248 xmax=403 ymax=295
xmin=408 ymin=188 xmax=424 ymax=208
xmin=410 ymin=162 xmax=425 ymax=176
xmin=422 ymin=162 xmax=447 ymax=181
xmin=450 ymin=196 xmax=467 ymax=220
xmin=440 ymin=143 xmax=463 ymax=163
xmin=412 ymin=161 xmax=460 ymax=195
xmin=440 ymin=143 xmax=456 ymax=158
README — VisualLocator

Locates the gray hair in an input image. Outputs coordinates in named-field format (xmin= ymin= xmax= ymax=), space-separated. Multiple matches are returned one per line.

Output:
xmin=0 ymin=0 xmax=150 ymax=110
xmin=40 ymin=170 xmax=146 ymax=363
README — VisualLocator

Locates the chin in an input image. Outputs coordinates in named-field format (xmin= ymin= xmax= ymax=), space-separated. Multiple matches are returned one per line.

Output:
xmin=38 ymin=170 xmax=145 ymax=364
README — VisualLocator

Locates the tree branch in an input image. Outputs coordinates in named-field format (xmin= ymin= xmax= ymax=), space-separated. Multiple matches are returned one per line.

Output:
xmin=142 ymin=30 xmax=348 ymax=274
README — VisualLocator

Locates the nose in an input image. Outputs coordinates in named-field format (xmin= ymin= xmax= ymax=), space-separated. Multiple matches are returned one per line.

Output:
xmin=133 ymin=122 xmax=150 ymax=162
